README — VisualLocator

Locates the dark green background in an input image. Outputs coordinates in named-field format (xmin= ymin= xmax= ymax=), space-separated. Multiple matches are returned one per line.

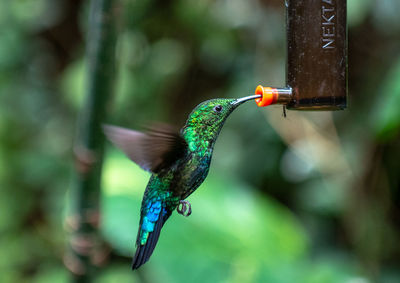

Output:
xmin=1 ymin=0 xmax=400 ymax=282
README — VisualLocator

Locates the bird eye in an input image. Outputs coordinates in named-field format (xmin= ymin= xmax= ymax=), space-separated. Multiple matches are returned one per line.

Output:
xmin=213 ymin=105 xmax=223 ymax=112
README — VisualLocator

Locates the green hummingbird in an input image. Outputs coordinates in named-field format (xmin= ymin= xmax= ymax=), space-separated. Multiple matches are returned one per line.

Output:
xmin=103 ymin=94 xmax=259 ymax=269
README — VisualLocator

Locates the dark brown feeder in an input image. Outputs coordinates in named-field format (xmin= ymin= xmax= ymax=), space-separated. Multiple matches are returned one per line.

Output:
xmin=256 ymin=0 xmax=347 ymax=110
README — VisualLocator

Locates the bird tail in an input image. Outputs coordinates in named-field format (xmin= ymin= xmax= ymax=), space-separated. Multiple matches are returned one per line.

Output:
xmin=131 ymin=211 xmax=171 ymax=270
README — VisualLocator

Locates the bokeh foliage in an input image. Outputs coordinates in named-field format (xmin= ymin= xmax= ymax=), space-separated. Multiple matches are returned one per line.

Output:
xmin=1 ymin=0 xmax=400 ymax=282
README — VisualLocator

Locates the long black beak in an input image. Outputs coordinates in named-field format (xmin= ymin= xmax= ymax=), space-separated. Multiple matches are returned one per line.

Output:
xmin=231 ymin=94 xmax=261 ymax=106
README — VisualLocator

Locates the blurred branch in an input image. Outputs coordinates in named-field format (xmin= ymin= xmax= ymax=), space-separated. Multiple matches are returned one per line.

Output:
xmin=65 ymin=0 xmax=119 ymax=281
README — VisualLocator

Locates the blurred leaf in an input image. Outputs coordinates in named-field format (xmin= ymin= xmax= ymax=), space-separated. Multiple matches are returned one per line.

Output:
xmin=372 ymin=55 xmax=400 ymax=140
xmin=0 ymin=29 xmax=26 ymax=69
xmin=95 ymin=265 xmax=139 ymax=283
xmin=302 ymin=256 xmax=366 ymax=283
xmin=199 ymin=32 xmax=237 ymax=74
xmin=32 ymin=264 xmax=68 ymax=283
xmin=149 ymin=39 xmax=189 ymax=77
xmin=347 ymin=0 xmax=374 ymax=27
xmin=60 ymin=58 xmax=85 ymax=110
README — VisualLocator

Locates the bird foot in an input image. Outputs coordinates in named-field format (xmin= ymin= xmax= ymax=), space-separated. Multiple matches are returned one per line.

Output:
xmin=177 ymin=200 xmax=192 ymax=217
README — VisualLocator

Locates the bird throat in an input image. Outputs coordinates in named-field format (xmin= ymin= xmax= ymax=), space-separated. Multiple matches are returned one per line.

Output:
xmin=181 ymin=125 xmax=220 ymax=157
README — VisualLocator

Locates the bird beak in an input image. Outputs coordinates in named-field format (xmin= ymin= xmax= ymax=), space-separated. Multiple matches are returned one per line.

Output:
xmin=231 ymin=94 xmax=262 ymax=107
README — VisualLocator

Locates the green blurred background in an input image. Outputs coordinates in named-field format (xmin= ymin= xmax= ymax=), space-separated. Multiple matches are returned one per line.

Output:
xmin=1 ymin=0 xmax=400 ymax=282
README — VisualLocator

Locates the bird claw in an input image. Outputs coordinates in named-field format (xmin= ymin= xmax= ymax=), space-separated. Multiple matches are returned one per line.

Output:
xmin=177 ymin=200 xmax=192 ymax=217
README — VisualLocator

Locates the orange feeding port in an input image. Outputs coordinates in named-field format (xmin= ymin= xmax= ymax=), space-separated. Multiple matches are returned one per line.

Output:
xmin=255 ymin=86 xmax=279 ymax=107
xmin=254 ymin=85 xmax=292 ymax=107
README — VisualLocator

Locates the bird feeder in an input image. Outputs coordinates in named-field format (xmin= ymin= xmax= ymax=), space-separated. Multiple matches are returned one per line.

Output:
xmin=256 ymin=0 xmax=347 ymax=110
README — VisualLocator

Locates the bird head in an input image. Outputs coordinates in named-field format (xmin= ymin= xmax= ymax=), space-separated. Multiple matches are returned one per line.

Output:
xmin=183 ymin=95 xmax=259 ymax=143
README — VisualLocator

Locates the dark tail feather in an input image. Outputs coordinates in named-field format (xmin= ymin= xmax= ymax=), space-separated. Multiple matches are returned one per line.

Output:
xmin=131 ymin=212 xmax=170 ymax=270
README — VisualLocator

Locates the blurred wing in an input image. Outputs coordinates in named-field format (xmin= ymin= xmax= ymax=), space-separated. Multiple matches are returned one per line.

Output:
xmin=103 ymin=125 xmax=152 ymax=171
xmin=103 ymin=124 xmax=187 ymax=173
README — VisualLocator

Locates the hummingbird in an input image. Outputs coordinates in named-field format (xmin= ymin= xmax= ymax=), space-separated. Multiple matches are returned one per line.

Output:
xmin=103 ymin=94 xmax=260 ymax=270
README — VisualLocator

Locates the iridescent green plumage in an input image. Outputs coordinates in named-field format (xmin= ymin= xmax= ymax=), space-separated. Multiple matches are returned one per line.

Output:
xmin=104 ymin=96 xmax=257 ymax=269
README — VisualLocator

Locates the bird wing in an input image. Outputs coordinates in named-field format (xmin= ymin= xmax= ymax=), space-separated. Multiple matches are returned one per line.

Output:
xmin=103 ymin=124 xmax=188 ymax=173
